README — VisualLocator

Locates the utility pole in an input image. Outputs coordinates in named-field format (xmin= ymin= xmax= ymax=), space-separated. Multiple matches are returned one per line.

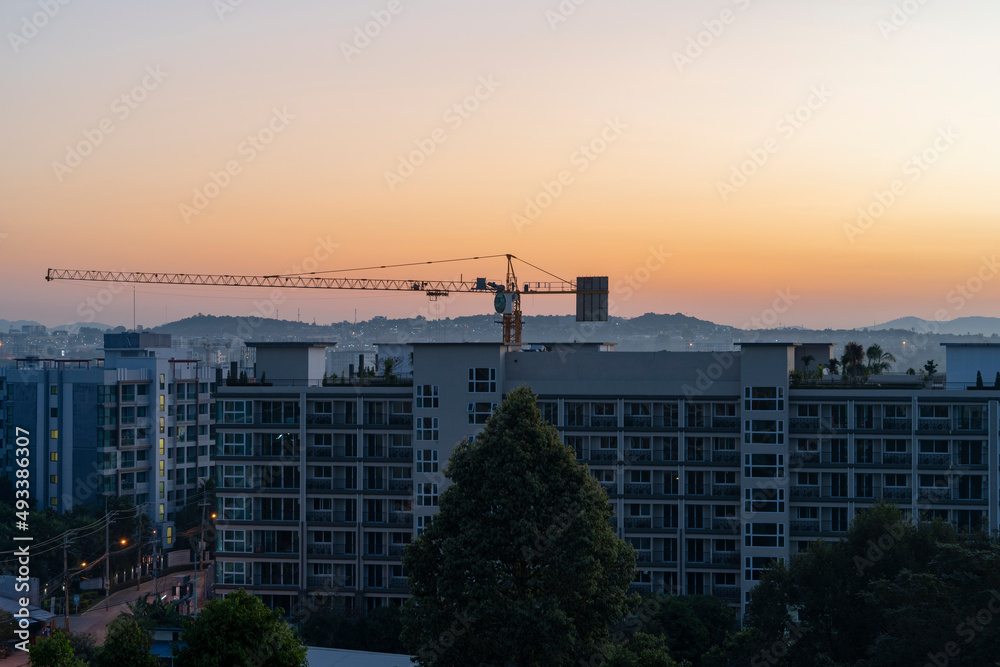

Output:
xmin=62 ymin=532 xmax=71 ymax=632
xmin=105 ymin=511 xmax=111 ymax=610
xmin=194 ymin=500 xmax=208 ymax=613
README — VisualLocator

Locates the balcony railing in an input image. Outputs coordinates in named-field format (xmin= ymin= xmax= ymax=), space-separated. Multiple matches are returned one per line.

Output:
xmin=589 ymin=449 xmax=618 ymax=462
xmin=883 ymin=452 xmax=911 ymax=465
xmin=591 ymin=416 xmax=617 ymax=429
xmin=790 ymin=417 xmax=820 ymax=432
xmin=624 ymin=517 xmax=652 ymax=529
xmin=882 ymin=487 xmax=912 ymax=500
xmin=711 ymin=551 xmax=740 ymax=565
xmin=883 ymin=417 xmax=911 ymax=431
xmin=918 ymin=453 xmax=950 ymax=466
xmin=388 ymin=577 xmax=410 ymax=592
xmin=790 ymin=486 xmax=820 ymax=499
xmin=711 ymin=518 xmax=740 ymax=532
xmin=791 ymin=519 xmax=820 ymax=533
xmin=624 ymin=483 xmax=652 ymax=496
xmin=625 ymin=449 xmax=652 ymax=462
xmin=710 ymin=484 xmax=739 ymax=498
xmin=624 ymin=415 xmax=652 ymax=428
xmin=918 ymin=418 xmax=950 ymax=431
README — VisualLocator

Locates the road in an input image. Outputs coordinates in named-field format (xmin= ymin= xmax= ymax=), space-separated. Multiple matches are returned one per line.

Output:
xmin=5 ymin=569 xmax=202 ymax=665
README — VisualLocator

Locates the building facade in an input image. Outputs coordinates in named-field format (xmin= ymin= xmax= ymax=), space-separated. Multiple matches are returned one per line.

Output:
xmin=1 ymin=333 xmax=216 ymax=550
xmin=209 ymin=340 xmax=1000 ymax=614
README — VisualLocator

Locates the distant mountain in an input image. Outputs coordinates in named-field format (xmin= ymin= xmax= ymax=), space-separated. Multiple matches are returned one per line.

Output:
xmin=874 ymin=316 xmax=1000 ymax=337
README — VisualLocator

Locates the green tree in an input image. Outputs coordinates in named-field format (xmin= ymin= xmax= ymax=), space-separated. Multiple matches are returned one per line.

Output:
xmin=402 ymin=386 xmax=638 ymax=667
xmin=27 ymin=632 xmax=87 ymax=667
xmin=66 ymin=633 xmax=97 ymax=663
xmin=91 ymin=616 xmax=157 ymax=667
xmin=801 ymin=354 xmax=815 ymax=374
xmin=923 ymin=359 xmax=939 ymax=382
xmin=603 ymin=633 xmax=678 ymax=667
xmin=174 ymin=588 xmax=307 ymax=667
xmin=840 ymin=342 xmax=868 ymax=383
xmin=640 ymin=595 xmax=733 ymax=666
xmin=0 ymin=610 xmax=13 ymax=643
xmin=739 ymin=503 xmax=1000 ymax=666
xmin=865 ymin=344 xmax=896 ymax=374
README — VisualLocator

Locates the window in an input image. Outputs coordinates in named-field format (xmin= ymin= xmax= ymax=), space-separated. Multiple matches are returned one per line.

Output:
xmin=158 ymin=460 xmax=165 ymax=477
xmin=50 ymin=407 xmax=58 ymax=418
xmin=468 ymin=402 xmax=497 ymax=424
xmin=856 ymin=405 xmax=875 ymax=429
xmin=416 ymin=449 xmax=438 ymax=473
xmin=856 ymin=439 xmax=874 ymax=464
xmin=831 ymin=507 xmax=849 ymax=532
xmin=221 ymin=400 xmax=253 ymax=424
xmin=539 ymin=401 xmax=558 ymax=425
xmin=50 ymin=453 xmax=58 ymax=462
xmin=49 ymin=475 xmax=58 ymax=484
xmin=468 ymin=367 xmax=496 ymax=393
xmin=220 ymin=433 xmax=249 ymax=457
xmin=222 ymin=497 xmax=249 ymax=521
xmin=416 ymin=385 xmax=439 ymax=408
xmin=745 ymin=556 xmax=780 ymax=581
xmin=956 ymin=440 xmax=984 ymax=465
xmin=222 ymin=465 xmax=248 ymax=489
xmin=416 ymin=417 xmax=438 ymax=441
xmin=50 ymin=385 xmax=58 ymax=395
xmin=744 ymin=487 xmax=784 ymax=514
xmin=830 ymin=439 xmax=848 ymax=463
xmin=565 ymin=402 xmax=586 ymax=427
xmin=830 ymin=473 xmax=848 ymax=497
xmin=49 ymin=430 xmax=58 ymax=440
xmin=958 ymin=475 xmax=984 ymax=500
xmin=417 ymin=482 xmax=438 ymax=506
xmin=884 ymin=474 xmax=907 ymax=487
xmin=745 ymin=523 xmax=784 ymax=548
xmin=856 ymin=473 xmax=873 ymax=498
xmin=744 ymin=420 xmax=784 ymax=445
xmin=159 ymin=481 xmax=165 ymax=499
xmin=50 ymin=497 xmax=58 ymax=506
xmin=743 ymin=387 xmax=784 ymax=411
xmin=416 ymin=515 xmax=432 ymax=536
xmin=885 ymin=439 xmax=908 ymax=452
xmin=796 ymin=404 xmax=818 ymax=417
xmin=260 ymin=401 xmax=299 ymax=425
xmin=221 ymin=562 xmax=247 ymax=585
xmin=744 ymin=453 xmax=783 ymax=478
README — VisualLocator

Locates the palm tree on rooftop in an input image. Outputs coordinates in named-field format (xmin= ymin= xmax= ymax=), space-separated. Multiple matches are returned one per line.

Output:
xmin=866 ymin=344 xmax=896 ymax=375
xmin=841 ymin=342 xmax=867 ymax=383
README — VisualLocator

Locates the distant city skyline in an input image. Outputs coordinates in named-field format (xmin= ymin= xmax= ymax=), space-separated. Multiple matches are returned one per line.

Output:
xmin=2 ymin=1 xmax=999 ymax=331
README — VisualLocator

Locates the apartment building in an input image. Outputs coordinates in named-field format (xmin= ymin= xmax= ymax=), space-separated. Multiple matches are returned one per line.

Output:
xmin=212 ymin=339 xmax=1000 ymax=615
xmin=0 ymin=333 xmax=217 ymax=549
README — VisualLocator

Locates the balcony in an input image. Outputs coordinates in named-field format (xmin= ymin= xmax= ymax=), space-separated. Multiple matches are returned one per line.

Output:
xmin=624 ymin=517 xmax=652 ymax=529
xmin=388 ymin=414 xmax=413 ymax=428
xmin=882 ymin=487 xmax=912 ymax=500
xmin=624 ymin=483 xmax=652 ymax=496
xmin=387 ymin=512 xmax=413 ymax=527
xmin=883 ymin=452 xmax=911 ymax=466
xmin=389 ymin=545 xmax=409 ymax=558
xmin=634 ymin=550 xmax=652 ymax=563
xmin=625 ymin=449 xmax=652 ymax=462
xmin=590 ymin=415 xmax=617 ymax=429
xmin=589 ymin=449 xmax=618 ymax=462
xmin=599 ymin=482 xmax=617 ymax=496
xmin=624 ymin=415 xmax=652 ymax=429
xmin=388 ymin=577 xmax=410 ymax=592
xmin=789 ymin=452 xmax=820 ymax=466
xmin=713 ymin=416 xmax=739 ymax=430
xmin=883 ymin=417 xmax=911 ymax=431
xmin=917 ymin=418 xmax=950 ymax=432
xmin=790 ymin=417 xmax=820 ymax=432
xmin=306 ymin=544 xmax=356 ymax=557
xmin=712 ymin=450 xmax=739 ymax=464
xmin=790 ymin=486 xmax=820 ymax=499
xmin=713 ymin=585 xmax=740 ymax=602
xmin=710 ymin=485 xmax=739 ymax=498
xmin=711 ymin=551 xmax=740 ymax=565
xmin=651 ymin=551 xmax=678 ymax=566
xmin=388 ymin=447 xmax=413 ymax=461
xmin=790 ymin=519 xmax=820 ymax=533
xmin=306 ymin=575 xmax=353 ymax=590
xmin=711 ymin=518 xmax=740 ymax=533
xmin=918 ymin=453 xmax=950 ymax=467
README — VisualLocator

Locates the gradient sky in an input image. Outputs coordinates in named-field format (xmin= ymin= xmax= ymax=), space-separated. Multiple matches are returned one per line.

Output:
xmin=1 ymin=0 xmax=998 ymax=330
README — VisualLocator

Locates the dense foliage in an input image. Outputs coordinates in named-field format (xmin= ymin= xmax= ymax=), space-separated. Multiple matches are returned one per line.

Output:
xmin=402 ymin=386 xmax=639 ymax=666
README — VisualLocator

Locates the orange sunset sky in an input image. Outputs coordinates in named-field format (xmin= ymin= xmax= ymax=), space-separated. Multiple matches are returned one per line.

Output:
xmin=1 ymin=0 xmax=998 ymax=330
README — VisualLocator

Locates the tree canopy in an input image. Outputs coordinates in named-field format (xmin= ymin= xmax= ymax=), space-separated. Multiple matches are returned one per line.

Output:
xmin=174 ymin=588 xmax=307 ymax=667
xmin=90 ymin=616 xmax=157 ymax=667
xmin=734 ymin=502 xmax=1000 ymax=666
xmin=402 ymin=386 xmax=638 ymax=666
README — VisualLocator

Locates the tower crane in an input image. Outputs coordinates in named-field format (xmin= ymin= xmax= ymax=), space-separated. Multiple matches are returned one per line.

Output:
xmin=46 ymin=254 xmax=608 ymax=345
